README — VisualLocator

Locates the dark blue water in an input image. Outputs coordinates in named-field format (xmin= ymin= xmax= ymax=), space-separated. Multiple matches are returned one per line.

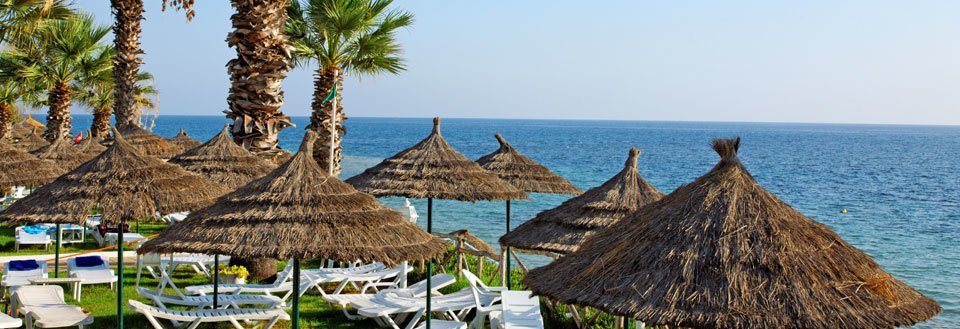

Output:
xmin=65 ymin=115 xmax=959 ymax=327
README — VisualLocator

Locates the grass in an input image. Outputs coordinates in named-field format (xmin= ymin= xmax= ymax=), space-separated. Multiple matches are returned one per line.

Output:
xmin=0 ymin=223 xmax=625 ymax=328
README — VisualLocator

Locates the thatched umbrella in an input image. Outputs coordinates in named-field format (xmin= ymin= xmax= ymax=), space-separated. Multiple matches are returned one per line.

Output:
xmin=9 ymin=115 xmax=45 ymax=138
xmin=168 ymin=125 xmax=277 ymax=189
xmin=0 ymin=127 xmax=229 ymax=329
xmin=30 ymin=136 xmax=95 ymax=171
xmin=475 ymin=133 xmax=581 ymax=287
xmin=141 ymin=131 xmax=448 ymax=329
xmin=114 ymin=125 xmax=183 ymax=159
xmin=79 ymin=133 xmax=107 ymax=157
xmin=12 ymin=128 xmax=49 ymax=152
xmin=524 ymin=138 xmax=941 ymax=329
xmin=167 ymin=128 xmax=202 ymax=150
xmin=501 ymin=148 xmax=662 ymax=257
xmin=0 ymin=142 xmax=66 ymax=191
xmin=347 ymin=117 xmax=527 ymax=328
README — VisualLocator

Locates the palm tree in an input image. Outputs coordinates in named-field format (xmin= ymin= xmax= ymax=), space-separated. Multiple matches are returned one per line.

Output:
xmin=0 ymin=0 xmax=72 ymax=47
xmin=2 ymin=13 xmax=112 ymax=141
xmin=109 ymin=0 xmax=192 ymax=130
xmin=286 ymin=0 xmax=412 ymax=176
xmin=0 ymin=82 xmax=22 ymax=139
xmin=74 ymin=70 xmax=157 ymax=137
xmin=225 ymin=0 xmax=295 ymax=163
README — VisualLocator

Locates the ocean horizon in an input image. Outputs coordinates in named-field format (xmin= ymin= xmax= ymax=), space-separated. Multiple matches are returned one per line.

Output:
xmin=28 ymin=114 xmax=960 ymax=327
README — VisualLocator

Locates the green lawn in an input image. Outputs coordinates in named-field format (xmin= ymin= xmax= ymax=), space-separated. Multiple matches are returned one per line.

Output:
xmin=0 ymin=223 xmax=622 ymax=328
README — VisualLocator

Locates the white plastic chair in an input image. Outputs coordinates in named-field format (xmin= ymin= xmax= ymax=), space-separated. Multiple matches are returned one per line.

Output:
xmin=11 ymin=285 xmax=93 ymax=329
xmin=489 ymin=291 xmax=544 ymax=329
xmin=15 ymin=227 xmax=51 ymax=252
xmin=402 ymin=198 xmax=419 ymax=224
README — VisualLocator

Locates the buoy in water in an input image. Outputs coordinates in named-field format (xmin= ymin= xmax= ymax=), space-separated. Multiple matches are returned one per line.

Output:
xmin=841 ymin=209 xmax=848 ymax=214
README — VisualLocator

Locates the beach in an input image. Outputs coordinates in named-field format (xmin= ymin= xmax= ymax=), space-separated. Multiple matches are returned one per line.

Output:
xmin=63 ymin=114 xmax=960 ymax=328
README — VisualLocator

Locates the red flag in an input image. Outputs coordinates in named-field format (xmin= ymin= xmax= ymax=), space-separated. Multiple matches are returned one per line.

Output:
xmin=73 ymin=132 xmax=83 ymax=144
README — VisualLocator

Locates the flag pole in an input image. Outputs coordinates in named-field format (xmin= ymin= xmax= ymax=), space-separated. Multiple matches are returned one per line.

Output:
xmin=328 ymin=69 xmax=339 ymax=177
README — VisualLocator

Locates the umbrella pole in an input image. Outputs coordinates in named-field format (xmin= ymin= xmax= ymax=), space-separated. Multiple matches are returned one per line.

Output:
xmin=505 ymin=200 xmax=511 ymax=289
xmin=54 ymin=223 xmax=61 ymax=278
xmin=213 ymin=254 xmax=219 ymax=309
xmin=426 ymin=197 xmax=433 ymax=329
xmin=117 ymin=222 xmax=124 ymax=329
xmin=292 ymin=259 xmax=301 ymax=329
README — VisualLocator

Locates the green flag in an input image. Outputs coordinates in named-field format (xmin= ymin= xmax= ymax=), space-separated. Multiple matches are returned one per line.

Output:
xmin=322 ymin=86 xmax=337 ymax=104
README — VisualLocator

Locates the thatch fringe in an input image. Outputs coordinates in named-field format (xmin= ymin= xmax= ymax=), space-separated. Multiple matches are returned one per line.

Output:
xmin=347 ymin=117 xmax=527 ymax=201
xmin=0 ymin=142 xmax=66 ymax=187
xmin=141 ymin=131 xmax=449 ymax=265
xmin=476 ymin=134 xmax=581 ymax=195
xmin=30 ymin=136 xmax=95 ymax=171
xmin=0 ymin=127 xmax=230 ymax=226
xmin=500 ymin=148 xmax=663 ymax=255
xmin=168 ymin=125 xmax=276 ymax=189
xmin=524 ymin=138 xmax=941 ymax=329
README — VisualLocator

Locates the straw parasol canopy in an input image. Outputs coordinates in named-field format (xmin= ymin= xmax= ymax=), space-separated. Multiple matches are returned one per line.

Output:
xmin=168 ymin=125 xmax=277 ymax=189
xmin=167 ymin=128 xmax=202 ymax=150
xmin=524 ymin=138 xmax=941 ymax=329
xmin=0 ymin=127 xmax=230 ymax=226
xmin=12 ymin=128 xmax=49 ymax=152
xmin=30 ymin=136 xmax=94 ymax=170
xmin=347 ymin=117 xmax=527 ymax=201
xmin=140 ymin=130 xmax=449 ymax=264
xmin=476 ymin=134 xmax=581 ymax=195
xmin=0 ymin=142 xmax=66 ymax=188
xmin=500 ymin=148 xmax=662 ymax=256
xmin=114 ymin=125 xmax=183 ymax=159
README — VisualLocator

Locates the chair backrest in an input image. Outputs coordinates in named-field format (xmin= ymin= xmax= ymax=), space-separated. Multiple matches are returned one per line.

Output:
xmin=3 ymin=260 xmax=47 ymax=277
xmin=463 ymin=269 xmax=495 ymax=310
xmin=407 ymin=274 xmax=457 ymax=297
xmin=403 ymin=199 xmax=419 ymax=223
xmin=13 ymin=285 xmax=65 ymax=306
xmin=68 ymin=255 xmax=109 ymax=271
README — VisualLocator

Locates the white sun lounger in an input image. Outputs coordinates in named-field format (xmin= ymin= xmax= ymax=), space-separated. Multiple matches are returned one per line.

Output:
xmin=357 ymin=282 xmax=502 ymax=329
xmin=185 ymin=261 xmax=296 ymax=296
xmin=324 ymin=273 xmax=457 ymax=320
xmin=136 ymin=254 xmax=283 ymax=312
xmin=129 ymin=300 xmax=289 ymax=329
xmin=2 ymin=260 xmax=48 ymax=292
xmin=11 ymin=285 xmax=93 ymax=328
xmin=15 ymin=227 xmax=51 ymax=251
xmin=67 ymin=256 xmax=118 ymax=297
xmin=415 ymin=320 xmax=467 ymax=329
xmin=305 ymin=264 xmax=411 ymax=298
xmin=160 ymin=211 xmax=189 ymax=224
xmin=0 ymin=314 xmax=20 ymax=329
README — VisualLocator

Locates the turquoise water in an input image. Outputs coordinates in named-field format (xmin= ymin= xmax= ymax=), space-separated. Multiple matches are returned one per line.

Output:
xmin=66 ymin=115 xmax=958 ymax=327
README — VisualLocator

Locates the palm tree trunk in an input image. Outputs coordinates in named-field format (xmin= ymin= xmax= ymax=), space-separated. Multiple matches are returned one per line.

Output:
xmin=224 ymin=0 xmax=294 ymax=280
xmin=0 ymin=103 xmax=11 ymax=140
xmin=44 ymin=82 xmax=72 ymax=142
xmin=308 ymin=67 xmax=345 ymax=176
xmin=225 ymin=0 xmax=294 ymax=162
xmin=110 ymin=0 xmax=144 ymax=130
xmin=91 ymin=105 xmax=112 ymax=138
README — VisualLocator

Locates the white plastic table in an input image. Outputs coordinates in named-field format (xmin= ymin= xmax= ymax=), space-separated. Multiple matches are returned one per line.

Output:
xmin=28 ymin=277 xmax=84 ymax=301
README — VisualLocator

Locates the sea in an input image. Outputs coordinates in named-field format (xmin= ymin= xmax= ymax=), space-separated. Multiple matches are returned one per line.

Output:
xmin=61 ymin=114 xmax=959 ymax=328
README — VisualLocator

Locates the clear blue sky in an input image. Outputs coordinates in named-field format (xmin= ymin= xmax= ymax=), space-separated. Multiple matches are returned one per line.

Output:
xmin=79 ymin=1 xmax=960 ymax=125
